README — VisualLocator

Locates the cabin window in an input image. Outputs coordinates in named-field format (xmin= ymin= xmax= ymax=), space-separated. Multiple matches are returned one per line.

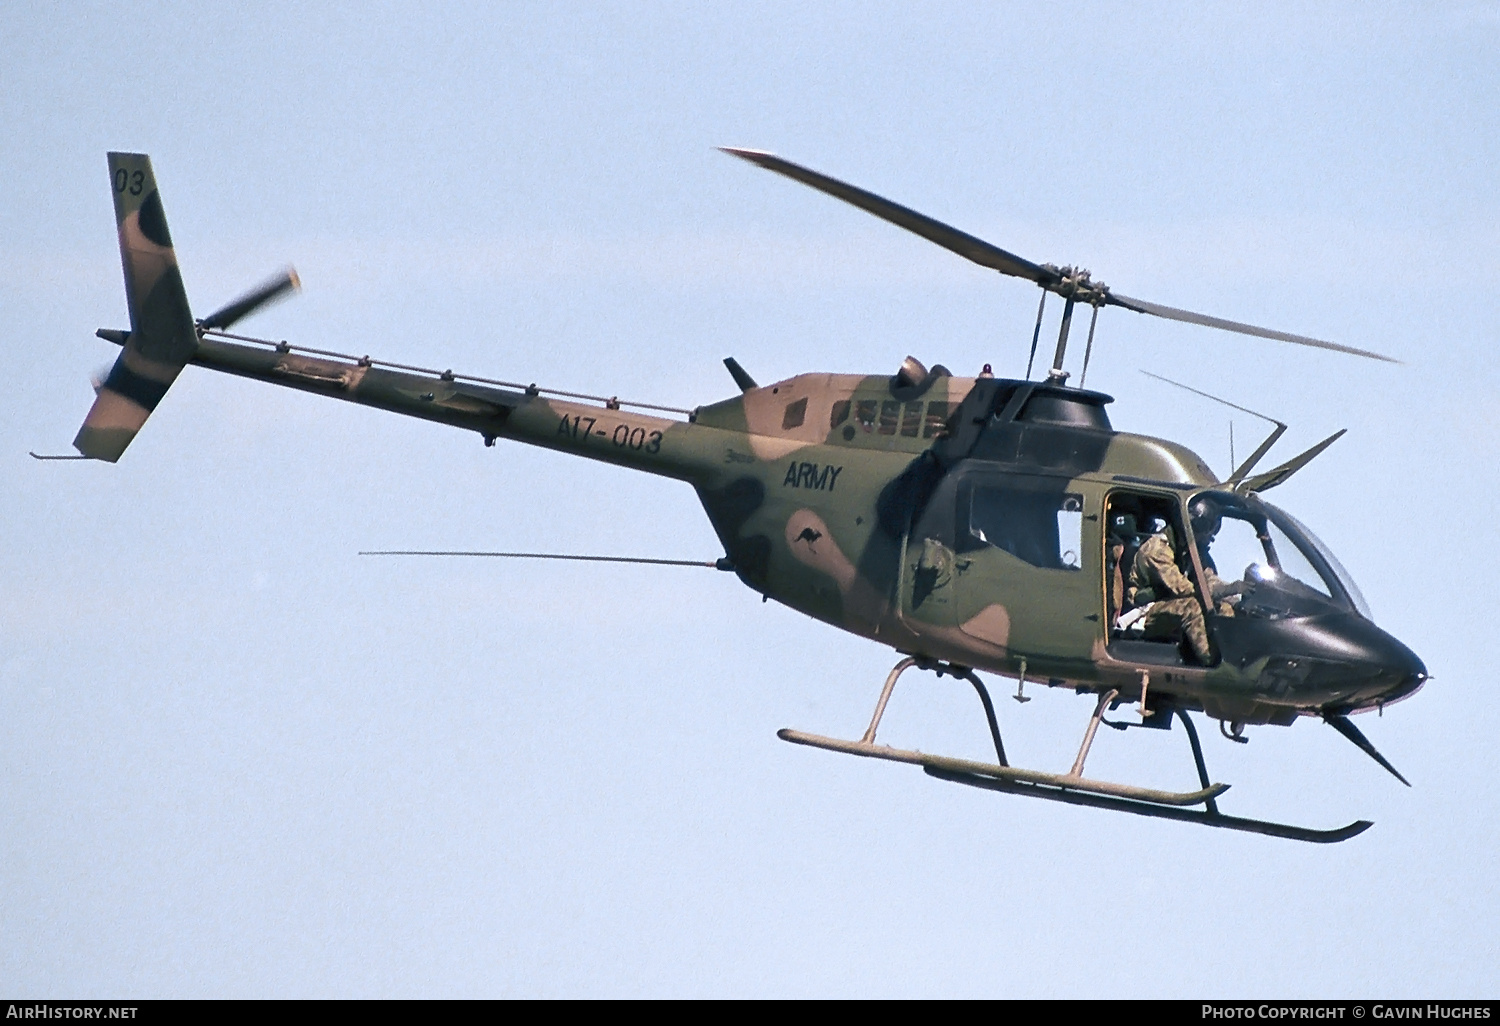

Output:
xmin=879 ymin=400 xmax=901 ymax=435
xmin=830 ymin=400 xmax=850 ymax=429
xmin=782 ymin=397 xmax=807 ymax=430
xmin=855 ymin=399 xmax=878 ymax=432
xmin=966 ymin=485 xmax=1084 ymax=571
xmin=901 ymin=401 xmax=923 ymax=437
xmin=1057 ymin=494 xmax=1083 ymax=569
xmin=924 ymin=401 xmax=952 ymax=438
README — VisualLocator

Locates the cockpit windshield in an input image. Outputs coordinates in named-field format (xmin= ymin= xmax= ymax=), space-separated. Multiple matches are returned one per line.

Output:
xmin=1189 ymin=491 xmax=1370 ymax=621
xmin=1263 ymin=502 xmax=1373 ymax=619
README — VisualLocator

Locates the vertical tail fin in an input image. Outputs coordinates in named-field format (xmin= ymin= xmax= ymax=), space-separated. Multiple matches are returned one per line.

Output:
xmin=73 ymin=153 xmax=198 ymax=462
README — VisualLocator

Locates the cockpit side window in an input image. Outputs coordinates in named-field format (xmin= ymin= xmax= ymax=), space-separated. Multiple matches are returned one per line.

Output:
xmin=1202 ymin=513 xmax=1266 ymax=590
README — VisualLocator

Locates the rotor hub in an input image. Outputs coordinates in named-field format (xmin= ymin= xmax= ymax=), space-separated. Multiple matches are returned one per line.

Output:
xmin=1042 ymin=264 xmax=1110 ymax=306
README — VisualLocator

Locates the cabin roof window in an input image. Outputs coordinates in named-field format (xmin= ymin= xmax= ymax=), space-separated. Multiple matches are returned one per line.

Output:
xmin=782 ymin=397 xmax=807 ymax=430
xmin=924 ymin=401 xmax=952 ymax=438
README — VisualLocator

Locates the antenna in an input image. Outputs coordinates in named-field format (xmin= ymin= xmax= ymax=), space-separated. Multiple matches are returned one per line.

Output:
xmin=1139 ymin=371 xmax=1286 ymax=485
xmin=361 ymin=550 xmax=735 ymax=570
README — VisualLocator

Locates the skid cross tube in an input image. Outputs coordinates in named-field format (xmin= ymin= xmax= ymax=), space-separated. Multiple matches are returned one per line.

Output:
xmin=1176 ymin=707 xmax=1220 ymax=815
xmin=860 ymin=656 xmax=918 ymax=744
xmin=957 ymin=667 xmax=1007 ymax=767
xmin=857 ymin=657 xmax=1007 ymax=766
xmin=1069 ymin=689 xmax=1118 ymax=778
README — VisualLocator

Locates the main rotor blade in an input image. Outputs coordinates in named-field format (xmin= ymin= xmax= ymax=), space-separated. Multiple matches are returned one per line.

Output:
xmin=723 ymin=148 xmax=1396 ymax=364
xmin=198 ymin=268 xmax=301 ymax=331
xmin=1110 ymin=292 xmax=1397 ymax=363
xmin=720 ymin=148 xmax=1060 ymax=287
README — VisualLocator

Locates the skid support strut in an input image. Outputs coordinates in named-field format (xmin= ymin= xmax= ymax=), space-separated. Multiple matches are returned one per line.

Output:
xmin=777 ymin=657 xmax=1374 ymax=844
xmin=1069 ymin=689 xmax=1118 ymax=778
xmin=857 ymin=656 xmax=1005 ymax=766
xmin=859 ymin=656 xmax=915 ymax=745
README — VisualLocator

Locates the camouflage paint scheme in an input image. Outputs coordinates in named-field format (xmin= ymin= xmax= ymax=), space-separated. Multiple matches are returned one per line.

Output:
xmin=75 ymin=154 xmax=199 ymax=462
xmin=80 ymin=154 xmax=1426 ymax=738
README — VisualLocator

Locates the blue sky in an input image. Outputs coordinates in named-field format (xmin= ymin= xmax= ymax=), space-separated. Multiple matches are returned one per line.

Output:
xmin=2 ymin=1 xmax=1498 ymax=997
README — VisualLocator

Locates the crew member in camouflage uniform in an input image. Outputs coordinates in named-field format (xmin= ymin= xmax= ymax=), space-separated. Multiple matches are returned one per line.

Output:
xmin=1128 ymin=518 xmax=1213 ymax=663
xmin=1193 ymin=498 xmax=1249 ymax=615
xmin=1127 ymin=498 xmax=1247 ymax=664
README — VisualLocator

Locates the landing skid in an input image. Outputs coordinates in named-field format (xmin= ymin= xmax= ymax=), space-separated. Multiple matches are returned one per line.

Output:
xmin=923 ymin=766 xmax=1371 ymax=843
xmin=779 ymin=656 xmax=1372 ymax=844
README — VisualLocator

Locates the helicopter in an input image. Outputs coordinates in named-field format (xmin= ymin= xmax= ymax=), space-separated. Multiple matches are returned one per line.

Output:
xmin=49 ymin=150 xmax=1428 ymax=844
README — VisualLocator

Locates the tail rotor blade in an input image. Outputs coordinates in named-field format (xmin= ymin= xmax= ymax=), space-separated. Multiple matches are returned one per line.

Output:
xmin=199 ymin=268 xmax=301 ymax=331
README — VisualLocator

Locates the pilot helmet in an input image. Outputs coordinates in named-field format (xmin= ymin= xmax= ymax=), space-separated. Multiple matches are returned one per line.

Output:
xmin=1189 ymin=496 xmax=1223 ymax=540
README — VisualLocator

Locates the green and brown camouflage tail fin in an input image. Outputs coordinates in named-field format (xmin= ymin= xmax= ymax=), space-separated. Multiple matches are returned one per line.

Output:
xmin=73 ymin=153 xmax=199 ymax=462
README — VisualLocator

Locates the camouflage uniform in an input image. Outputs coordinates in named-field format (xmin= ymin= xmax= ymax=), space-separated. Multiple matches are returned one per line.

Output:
xmin=1128 ymin=527 xmax=1212 ymax=663
xmin=1199 ymin=560 xmax=1239 ymax=616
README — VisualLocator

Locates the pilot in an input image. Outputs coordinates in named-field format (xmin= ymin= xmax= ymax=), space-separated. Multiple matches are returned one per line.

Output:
xmin=1127 ymin=515 xmax=1213 ymax=664
xmin=1187 ymin=496 xmax=1246 ymax=615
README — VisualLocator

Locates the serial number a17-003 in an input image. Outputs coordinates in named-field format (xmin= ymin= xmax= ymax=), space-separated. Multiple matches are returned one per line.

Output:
xmin=557 ymin=413 xmax=662 ymax=454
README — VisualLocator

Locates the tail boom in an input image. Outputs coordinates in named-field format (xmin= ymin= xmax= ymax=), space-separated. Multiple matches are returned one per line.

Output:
xmin=187 ymin=334 xmax=728 ymax=485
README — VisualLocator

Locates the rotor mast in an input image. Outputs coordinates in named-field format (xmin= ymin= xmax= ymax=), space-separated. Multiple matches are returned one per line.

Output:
xmin=1043 ymin=267 xmax=1108 ymax=385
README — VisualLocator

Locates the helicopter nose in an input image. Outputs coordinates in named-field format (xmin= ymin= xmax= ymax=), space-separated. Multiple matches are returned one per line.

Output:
xmin=1239 ymin=612 xmax=1427 ymax=711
